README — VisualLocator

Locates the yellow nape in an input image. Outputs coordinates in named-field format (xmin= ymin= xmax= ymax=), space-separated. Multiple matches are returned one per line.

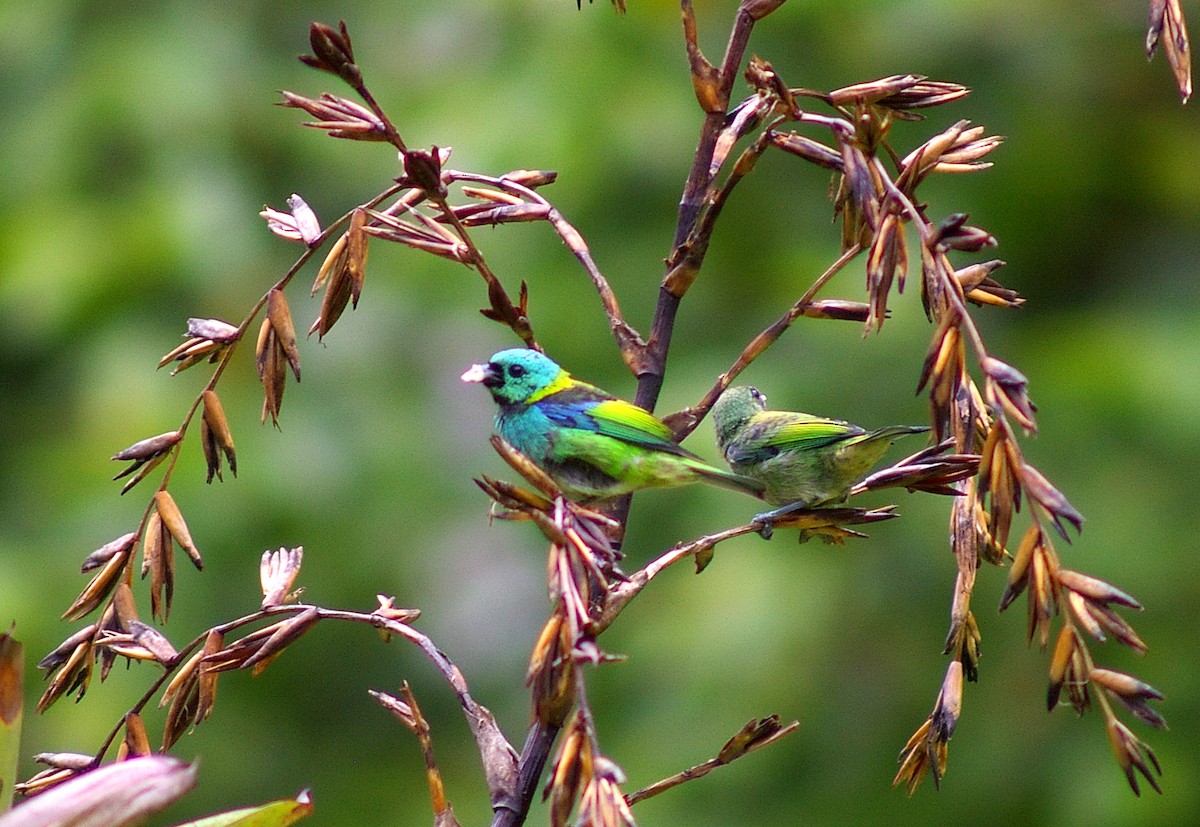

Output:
xmin=524 ymin=369 xmax=574 ymax=404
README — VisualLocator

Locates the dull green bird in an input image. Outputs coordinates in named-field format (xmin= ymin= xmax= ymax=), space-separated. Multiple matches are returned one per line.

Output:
xmin=711 ymin=385 xmax=928 ymax=529
xmin=462 ymin=348 xmax=765 ymax=503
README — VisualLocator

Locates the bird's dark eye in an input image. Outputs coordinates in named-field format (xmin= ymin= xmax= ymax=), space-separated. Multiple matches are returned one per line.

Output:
xmin=507 ymin=363 xmax=526 ymax=378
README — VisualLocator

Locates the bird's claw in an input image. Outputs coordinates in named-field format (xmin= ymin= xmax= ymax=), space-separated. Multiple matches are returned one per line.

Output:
xmin=752 ymin=513 xmax=775 ymax=540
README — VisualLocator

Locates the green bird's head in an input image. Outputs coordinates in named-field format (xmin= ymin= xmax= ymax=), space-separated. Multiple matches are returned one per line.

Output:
xmin=711 ymin=385 xmax=768 ymax=446
xmin=461 ymin=348 xmax=566 ymax=406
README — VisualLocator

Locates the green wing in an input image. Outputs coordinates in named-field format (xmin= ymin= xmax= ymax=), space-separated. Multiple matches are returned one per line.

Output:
xmin=727 ymin=413 xmax=863 ymax=463
xmin=586 ymin=399 xmax=692 ymax=455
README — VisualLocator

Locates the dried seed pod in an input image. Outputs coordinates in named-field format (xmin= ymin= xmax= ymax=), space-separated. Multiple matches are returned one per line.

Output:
xmin=500 ymin=169 xmax=558 ymax=188
xmin=155 ymin=491 xmax=203 ymax=570
xmin=999 ymin=524 xmax=1041 ymax=611
xmin=309 ymin=234 xmax=355 ymax=340
xmin=770 ymin=131 xmax=843 ymax=169
xmin=195 ymin=629 xmax=224 ymax=724
xmin=161 ymin=672 xmax=199 ymax=751
xmin=403 ymin=147 xmax=447 ymax=198
xmin=798 ymin=299 xmax=873 ymax=322
xmin=345 ymin=208 xmax=369 ymax=306
xmin=1020 ymin=462 xmax=1083 ymax=539
xmin=143 ymin=509 xmax=174 ymax=622
xmin=241 ymin=607 xmax=321 ymax=675
xmin=300 ymin=20 xmax=361 ymax=86
xmin=81 ymin=532 xmax=137 ymax=573
xmin=527 ymin=610 xmax=576 ymax=726
xmin=36 ymin=633 xmax=94 ymax=712
xmin=122 ymin=712 xmax=152 ymax=759
xmin=546 ymin=714 xmax=590 ymax=827
xmin=200 ymin=389 xmax=237 ymax=483
xmin=1146 ymin=0 xmax=1192 ymax=103
xmin=1058 ymin=569 xmax=1142 ymax=610
xmin=256 ymin=316 xmax=287 ymax=425
xmin=266 ymin=289 xmax=301 ymax=381
xmin=716 ymin=715 xmax=798 ymax=763
xmin=111 ymin=432 xmax=180 ymax=494
xmin=278 ymin=91 xmax=387 ymax=141
xmin=159 ymin=318 xmax=239 ymax=374
xmin=63 ymin=547 xmax=128 ymax=622
xmin=1105 ymin=717 xmax=1163 ymax=795
xmin=865 ymin=212 xmax=908 ymax=332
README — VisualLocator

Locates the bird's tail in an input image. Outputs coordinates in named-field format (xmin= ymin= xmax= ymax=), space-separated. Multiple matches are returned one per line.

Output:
xmin=864 ymin=425 xmax=930 ymax=444
xmin=689 ymin=461 xmax=767 ymax=499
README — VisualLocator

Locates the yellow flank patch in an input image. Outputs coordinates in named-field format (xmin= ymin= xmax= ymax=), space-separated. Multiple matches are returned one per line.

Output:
xmin=524 ymin=370 xmax=573 ymax=404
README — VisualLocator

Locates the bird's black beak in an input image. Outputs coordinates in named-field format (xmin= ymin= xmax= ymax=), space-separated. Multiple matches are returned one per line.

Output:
xmin=461 ymin=361 xmax=503 ymax=389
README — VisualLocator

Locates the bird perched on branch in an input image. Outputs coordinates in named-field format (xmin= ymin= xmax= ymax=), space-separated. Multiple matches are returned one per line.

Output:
xmin=711 ymin=385 xmax=928 ymax=530
xmin=463 ymin=348 xmax=765 ymax=503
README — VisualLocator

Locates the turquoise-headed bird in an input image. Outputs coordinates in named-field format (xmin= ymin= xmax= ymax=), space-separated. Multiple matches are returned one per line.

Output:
xmin=462 ymin=348 xmax=765 ymax=503
xmin=711 ymin=385 xmax=928 ymax=528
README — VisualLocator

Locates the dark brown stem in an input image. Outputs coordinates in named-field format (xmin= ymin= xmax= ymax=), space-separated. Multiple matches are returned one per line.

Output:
xmin=495 ymin=7 xmax=765 ymax=823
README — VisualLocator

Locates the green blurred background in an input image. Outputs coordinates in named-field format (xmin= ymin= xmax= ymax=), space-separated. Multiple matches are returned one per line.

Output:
xmin=2 ymin=1 xmax=1198 ymax=824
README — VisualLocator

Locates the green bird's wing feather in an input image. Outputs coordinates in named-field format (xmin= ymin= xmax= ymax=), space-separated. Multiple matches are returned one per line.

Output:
xmin=727 ymin=414 xmax=863 ymax=464
xmin=585 ymin=399 xmax=693 ymax=455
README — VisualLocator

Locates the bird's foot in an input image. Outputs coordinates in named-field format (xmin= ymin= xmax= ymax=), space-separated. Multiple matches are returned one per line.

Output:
xmin=752 ymin=501 xmax=810 ymax=541
xmin=753 ymin=516 xmax=775 ymax=540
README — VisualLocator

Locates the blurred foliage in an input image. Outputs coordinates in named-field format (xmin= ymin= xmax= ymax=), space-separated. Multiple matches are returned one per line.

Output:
xmin=2 ymin=1 xmax=1198 ymax=825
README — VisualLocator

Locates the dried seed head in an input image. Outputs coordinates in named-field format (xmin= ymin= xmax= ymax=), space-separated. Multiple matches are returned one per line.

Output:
xmin=300 ymin=21 xmax=361 ymax=86
xmin=242 ymin=607 xmax=321 ymax=675
xmin=1047 ymin=624 xmax=1090 ymax=713
xmin=403 ymin=147 xmax=447 ymax=198
xmin=545 ymin=714 xmax=591 ymax=827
